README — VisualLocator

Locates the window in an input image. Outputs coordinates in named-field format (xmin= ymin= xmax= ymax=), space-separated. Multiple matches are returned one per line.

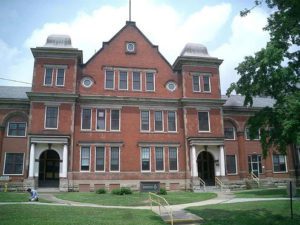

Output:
xmin=192 ymin=75 xmax=200 ymax=92
xmin=96 ymin=109 xmax=106 ymax=131
xmin=7 ymin=122 xmax=26 ymax=137
xmin=126 ymin=42 xmax=136 ymax=53
xmin=203 ymin=75 xmax=211 ymax=92
xmin=81 ymin=77 xmax=93 ymax=88
xmin=105 ymin=70 xmax=114 ymax=89
xmin=198 ymin=111 xmax=210 ymax=132
xmin=110 ymin=109 xmax=120 ymax=131
xmin=56 ymin=68 xmax=65 ymax=86
xmin=154 ymin=111 xmax=163 ymax=131
xmin=44 ymin=68 xmax=53 ymax=85
xmin=273 ymin=154 xmax=287 ymax=172
xmin=248 ymin=154 xmax=262 ymax=176
xmin=110 ymin=147 xmax=120 ymax=171
xmin=4 ymin=153 xmax=24 ymax=175
xmin=132 ymin=72 xmax=141 ymax=91
xmin=45 ymin=106 xmax=58 ymax=129
xmin=119 ymin=71 xmax=128 ymax=90
xmin=155 ymin=147 xmax=164 ymax=171
xmin=141 ymin=110 xmax=150 ymax=131
xmin=81 ymin=146 xmax=90 ymax=171
xmin=141 ymin=147 xmax=151 ymax=171
xmin=81 ymin=108 xmax=92 ymax=130
xmin=169 ymin=147 xmax=178 ymax=171
xmin=95 ymin=147 xmax=105 ymax=171
xmin=226 ymin=155 xmax=237 ymax=174
xmin=224 ymin=127 xmax=235 ymax=139
xmin=146 ymin=72 xmax=154 ymax=91
xmin=166 ymin=81 xmax=177 ymax=92
xmin=167 ymin=111 xmax=176 ymax=132
xmin=245 ymin=127 xmax=260 ymax=140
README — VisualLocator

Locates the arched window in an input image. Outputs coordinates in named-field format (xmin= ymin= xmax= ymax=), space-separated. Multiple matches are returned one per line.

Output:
xmin=224 ymin=121 xmax=236 ymax=140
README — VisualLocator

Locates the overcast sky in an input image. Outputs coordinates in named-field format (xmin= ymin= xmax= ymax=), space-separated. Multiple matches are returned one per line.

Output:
xmin=0 ymin=0 xmax=271 ymax=93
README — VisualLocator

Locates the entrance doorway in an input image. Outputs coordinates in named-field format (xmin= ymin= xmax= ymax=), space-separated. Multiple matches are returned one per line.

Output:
xmin=197 ymin=151 xmax=215 ymax=185
xmin=38 ymin=150 xmax=60 ymax=187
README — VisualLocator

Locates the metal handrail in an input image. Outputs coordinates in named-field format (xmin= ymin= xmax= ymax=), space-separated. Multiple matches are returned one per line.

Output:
xmin=250 ymin=171 xmax=260 ymax=186
xmin=215 ymin=177 xmax=223 ymax=192
xmin=199 ymin=177 xmax=206 ymax=191
xmin=149 ymin=192 xmax=173 ymax=225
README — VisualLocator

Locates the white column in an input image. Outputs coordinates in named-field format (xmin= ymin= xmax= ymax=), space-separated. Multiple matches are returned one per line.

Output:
xmin=220 ymin=145 xmax=225 ymax=176
xmin=62 ymin=144 xmax=68 ymax=178
xmin=29 ymin=144 xmax=35 ymax=177
xmin=191 ymin=146 xmax=198 ymax=177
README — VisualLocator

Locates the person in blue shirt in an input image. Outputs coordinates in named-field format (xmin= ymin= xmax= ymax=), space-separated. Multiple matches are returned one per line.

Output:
xmin=27 ymin=188 xmax=39 ymax=201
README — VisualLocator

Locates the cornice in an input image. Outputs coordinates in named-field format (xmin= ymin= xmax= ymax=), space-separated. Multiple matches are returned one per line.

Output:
xmin=27 ymin=92 xmax=78 ymax=102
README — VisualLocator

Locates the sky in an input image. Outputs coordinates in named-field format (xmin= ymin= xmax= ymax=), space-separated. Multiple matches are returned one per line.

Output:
xmin=0 ymin=0 xmax=271 ymax=93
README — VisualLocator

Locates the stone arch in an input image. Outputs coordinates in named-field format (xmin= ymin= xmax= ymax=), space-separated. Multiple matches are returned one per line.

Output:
xmin=1 ymin=111 xmax=28 ymax=127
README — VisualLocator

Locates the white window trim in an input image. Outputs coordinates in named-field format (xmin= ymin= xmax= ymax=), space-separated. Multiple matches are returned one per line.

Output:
xmin=80 ymin=146 xmax=91 ymax=172
xmin=169 ymin=147 xmax=178 ymax=172
xmin=7 ymin=122 xmax=27 ymax=137
xmin=132 ymin=71 xmax=142 ymax=91
xmin=81 ymin=108 xmax=92 ymax=131
xmin=198 ymin=111 xmax=211 ymax=133
xmin=110 ymin=109 xmax=121 ymax=132
xmin=141 ymin=147 xmax=151 ymax=172
xmin=192 ymin=75 xmax=201 ymax=93
xmin=44 ymin=106 xmax=59 ymax=130
xmin=105 ymin=70 xmax=115 ymax=90
xmin=226 ymin=154 xmax=238 ymax=175
xmin=224 ymin=127 xmax=236 ymax=140
xmin=109 ymin=146 xmax=120 ymax=172
xmin=118 ymin=71 xmax=128 ymax=90
xmin=55 ymin=68 xmax=65 ymax=87
xmin=95 ymin=146 xmax=106 ymax=172
xmin=272 ymin=154 xmax=288 ymax=173
xmin=155 ymin=147 xmax=165 ymax=172
xmin=203 ymin=75 xmax=211 ymax=93
xmin=154 ymin=111 xmax=164 ymax=132
xmin=95 ymin=109 xmax=106 ymax=131
xmin=3 ymin=152 xmax=24 ymax=175
xmin=44 ymin=67 xmax=53 ymax=86
xmin=140 ymin=110 xmax=150 ymax=132
xmin=167 ymin=111 xmax=177 ymax=133
xmin=145 ymin=72 xmax=155 ymax=92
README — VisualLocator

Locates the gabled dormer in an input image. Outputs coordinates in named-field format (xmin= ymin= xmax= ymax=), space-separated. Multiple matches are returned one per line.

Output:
xmin=31 ymin=35 xmax=83 ymax=94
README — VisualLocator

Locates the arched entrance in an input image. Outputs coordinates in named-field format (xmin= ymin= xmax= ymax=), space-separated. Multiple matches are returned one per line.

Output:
xmin=197 ymin=151 xmax=215 ymax=185
xmin=38 ymin=150 xmax=60 ymax=187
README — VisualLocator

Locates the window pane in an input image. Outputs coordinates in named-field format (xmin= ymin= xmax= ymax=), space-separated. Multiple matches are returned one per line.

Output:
xmin=96 ymin=109 xmax=106 ymax=130
xmin=105 ymin=70 xmax=114 ymax=89
xmin=141 ymin=111 xmax=149 ymax=131
xmin=4 ymin=153 xmax=24 ymax=174
xmin=193 ymin=75 xmax=200 ymax=92
xmin=198 ymin=112 xmax=209 ymax=131
xmin=82 ymin=109 xmax=91 ymax=130
xmin=81 ymin=147 xmax=90 ymax=171
xmin=169 ymin=147 xmax=178 ymax=171
xmin=226 ymin=155 xmax=236 ymax=174
xmin=46 ymin=107 xmax=58 ymax=128
xmin=44 ymin=68 xmax=53 ymax=85
xmin=141 ymin=147 xmax=150 ymax=171
xmin=111 ymin=110 xmax=120 ymax=131
xmin=154 ymin=111 xmax=163 ymax=131
xmin=245 ymin=127 xmax=260 ymax=140
xmin=96 ymin=147 xmax=105 ymax=171
xmin=56 ymin=69 xmax=65 ymax=86
xmin=273 ymin=154 xmax=286 ymax=172
xmin=155 ymin=147 xmax=164 ymax=171
xmin=224 ymin=127 xmax=235 ymax=139
xmin=203 ymin=75 xmax=210 ymax=92
xmin=110 ymin=147 xmax=119 ymax=171
xmin=119 ymin=71 xmax=128 ymax=90
xmin=168 ymin=111 xmax=176 ymax=132
xmin=146 ymin=72 xmax=154 ymax=91
xmin=8 ymin=122 xmax=26 ymax=136
xmin=132 ymin=72 xmax=141 ymax=90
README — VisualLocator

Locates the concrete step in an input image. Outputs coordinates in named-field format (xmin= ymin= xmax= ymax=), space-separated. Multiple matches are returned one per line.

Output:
xmin=161 ymin=210 xmax=203 ymax=224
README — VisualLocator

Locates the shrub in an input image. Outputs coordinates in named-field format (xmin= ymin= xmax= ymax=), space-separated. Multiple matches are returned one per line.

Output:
xmin=111 ymin=187 xmax=132 ymax=195
xmin=158 ymin=188 xmax=167 ymax=195
xmin=96 ymin=188 xmax=106 ymax=194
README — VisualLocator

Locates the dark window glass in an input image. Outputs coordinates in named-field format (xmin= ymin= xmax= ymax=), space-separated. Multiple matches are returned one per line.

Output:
xmin=203 ymin=75 xmax=211 ymax=92
xmin=81 ymin=146 xmax=90 ymax=171
xmin=82 ymin=109 xmax=91 ymax=130
xmin=105 ymin=70 xmax=114 ymax=89
xmin=96 ymin=109 xmax=106 ymax=130
xmin=146 ymin=72 xmax=154 ymax=91
xmin=226 ymin=155 xmax=237 ymax=174
xmin=245 ymin=127 xmax=260 ymax=140
xmin=8 ymin=122 xmax=26 ymax=136
xmin=132 ymin=72 xmax=141 ymax=91
xmin=224 ymin=127 xmax=235 ymax=139
xmin=56 ymin=68 xmax=65 ymax=86
xmin=198 ymin=112 xmax=209 ymax=131
xmin=4 ymin=153 xmax=24 ymax=174
xmin=154 ymin=111 xmax=163 ymax=131
xmin=46 ymin=106 xmax=58 ymax=128
xmin=169 ymin=147 xmax=178 ymax=171
xmin=111 ymin=110 xmax=120 ymax=131
xmin=141 ymin=111 xmax=150 ymax=131
xmin=119 ymin=71 xmax=128 ymax=90
xmin=155 ymin=147 xmax=164 ymax=171
xmin=141 ymin=147 xmax=150 ymax=171
xmin=273 ymin=154 xmax=287 ymax=172
xmin=44 ymin=68 xmax=53 ymax=85
xmin=192 ymin=75 xmax=200 ymax=92
xmin=110 ymin=147 xmax=119 ymax=171
xmin=96 ymin=147 xmax=105 ymax=171
xmin=167 ymin=111 xmax=176 ymax=132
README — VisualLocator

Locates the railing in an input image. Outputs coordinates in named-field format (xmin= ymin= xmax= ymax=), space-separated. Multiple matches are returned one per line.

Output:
xmin=215 ymin=177 xmax=223 ymax=192
xmin=250 ymin=171 xmax=260 ymax=187
xmin=199 ymin=177 xmax=206 ymax=191
xmin=149 ymin=192 xmax=173 ymax=225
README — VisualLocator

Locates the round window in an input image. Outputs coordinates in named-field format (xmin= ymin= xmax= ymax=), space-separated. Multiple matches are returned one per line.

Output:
xmin=81 ymin=77 xmax=93 ymax=88
xmin=126 ymin=42 xmax=135 ymax=52
xmin=166 ymin=81 xmax=177 ymax=92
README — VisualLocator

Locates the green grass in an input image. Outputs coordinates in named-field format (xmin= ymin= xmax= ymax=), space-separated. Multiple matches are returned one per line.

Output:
xmin=0 ymin=192 xmax=51 ymax=203
xmin=55 ymin=191 xmax=217 ymax=206
xmin=0 ymin=204 xmax=165 ymax=225
xmin=234 ymin=188 xmax=300 ymax=198
xmin=187 ymin=200 xmax=300 ymax=225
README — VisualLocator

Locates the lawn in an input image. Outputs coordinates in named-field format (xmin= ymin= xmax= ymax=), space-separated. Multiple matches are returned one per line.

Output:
xmin=0 ymin=192 xmax=52 ymax=203
xmin=187 ymin=200 xmax=300 ymax=225
xmin=234 ymin=188 xmax=300 ymax=198
xmin=55 ymin=191 xmax=217 ymax=206
xmin=0 ymin=204 xmax=165 ymax=225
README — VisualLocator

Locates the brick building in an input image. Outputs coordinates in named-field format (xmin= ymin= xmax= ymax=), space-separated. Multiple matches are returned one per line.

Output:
xmin=0 ymin=21 xmax=299 ymax=191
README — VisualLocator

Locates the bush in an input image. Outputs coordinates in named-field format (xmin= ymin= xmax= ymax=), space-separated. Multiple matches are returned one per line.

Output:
xmin=96 ymin=188 xmax=106 ymax=194
xmin=158 ymin=188 xmax=167 ymax=195
xmin=111 ymin=187 xmax=132 ymax=195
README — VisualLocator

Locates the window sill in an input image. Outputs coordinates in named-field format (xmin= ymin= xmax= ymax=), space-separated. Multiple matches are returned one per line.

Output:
xmin=273 ymin=171 xmax=288 ymax=174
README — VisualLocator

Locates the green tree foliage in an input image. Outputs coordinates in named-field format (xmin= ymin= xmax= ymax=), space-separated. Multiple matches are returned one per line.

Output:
xmin=227 ymin=0 xmax=300 ymax=156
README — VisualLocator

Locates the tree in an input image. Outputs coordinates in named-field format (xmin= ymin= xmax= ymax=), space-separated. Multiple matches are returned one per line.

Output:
xmin=227 ymin=0 xmax=300 ymax=157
